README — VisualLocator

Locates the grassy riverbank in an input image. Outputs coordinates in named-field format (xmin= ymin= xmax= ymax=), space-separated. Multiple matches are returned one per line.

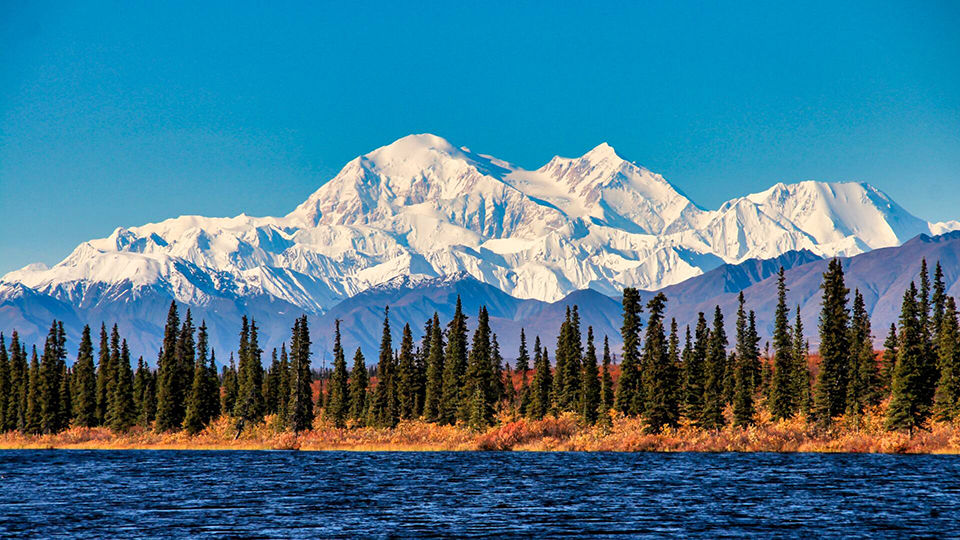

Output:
xmin=3 ymin=409 xmax=959 ymax=453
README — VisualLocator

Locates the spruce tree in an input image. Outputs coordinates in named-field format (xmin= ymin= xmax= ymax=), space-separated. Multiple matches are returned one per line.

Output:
xmin=439 ymin=297 xmax=468 ymax=425
xmin=528 ymin=337 xmax=552 ymax=419
xmin=263 ymin=349 xmax=280 ymax=416
xmin=580 ymin=327 xmax=601 ymax=424
xmin=683 ymin=313 xmax=709 ymax=420
xmin=348 ymin=347 xmax=368 ymax=422
xmin=886 ymin=282 xmax=928 ymax=432
xmin=236 ymin=317 xmax=265 ymax=424
xmin=221 ymin=354 xmax=239 ymax=416
xmin=932 ymin=261 xmax=946 ymax=337
xmin=184 ymin=322 xmax=216 ymax=433
xmin=395 ymin=323 xmax=418 ymax=420
xmin=770 ymin=268 xmax=797 ymax=420
xmin=58 ymin=363 xmax=71 ymax=430
xmin=0 ymin=334 xmax=7 ymax=432
xmin=288 ymin=315 xmax=315 ymax=432
xmin=642 ymin=293 xmax=679 ymax=432
xmin=552 ymin=308 xmax=570 ymax=412
xmin=107 ymin=339 xmax=136 ymax=432
xmin=813 ymin=259 xmax=850 ymax=423
xmin=133 ymin=357 xmax=152 ymax=428
xmin=557 ymin=307 xmax=583 ymax=412
xmin=847 ymin=289 xmax=880 ymax=420
xmin=368 ymin=307 xmax=398 ymax=427
xmin=701 ymin=306 xmax=728 ymax=429
xmin=154 ymin=302 xmax=184 ymax=432
xmin=933 ymin=296 xmax=960 ymax=421
xmin=462 ymin=307 xmax=494 ymax=427
xmin=600 ymin=336 xmax=614 ymax=414
xmin=5 ymin=333 xmax=26 ymax=432
xmin=25 ymin=347 xmax=41 ymax=434
xmin=71 ymin=325 xmax=97 ymax=427
xmin=325 ymin=320 xmax=350 ymax=427
xmin=794 ymin=307 xmax=812 ymax=416
xmin=614 ymin=288 xmax=644 ymax=416
xmin=276 ymin=344 xmax=290 ymax=425
xmin=490 ymin=333 xmax=505 ymax=407
xmin=516 ymin=329 xmax=531 ymax=416
xmin=422 ymin=313 xmax=445 ymax=422
xmin=733 ymin=300 xmax=760 ymax=427
xmin=881 ymin=323 xmax=898 ymax=391
xmin=95 ymin=324 xmax=111 ymax=425
xmin=39 ymin=320 xmax=66 ymax=434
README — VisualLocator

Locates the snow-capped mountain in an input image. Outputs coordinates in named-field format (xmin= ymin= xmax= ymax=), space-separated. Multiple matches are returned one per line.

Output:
xmin=1 ymin=133 xmax=955 ymax=358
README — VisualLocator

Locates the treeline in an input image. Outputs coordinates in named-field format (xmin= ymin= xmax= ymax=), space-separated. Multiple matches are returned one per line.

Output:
xmin=0 ymin=259 xmax=958 ymax=437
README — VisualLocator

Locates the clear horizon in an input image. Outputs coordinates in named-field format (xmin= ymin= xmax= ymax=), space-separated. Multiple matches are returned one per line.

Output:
xmin=2 ymin=1 xmax=959 ymax=275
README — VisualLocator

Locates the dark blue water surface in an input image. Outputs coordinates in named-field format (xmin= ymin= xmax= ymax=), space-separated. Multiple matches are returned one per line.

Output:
xmin=1 ymin=450 xmax=959 ymax=538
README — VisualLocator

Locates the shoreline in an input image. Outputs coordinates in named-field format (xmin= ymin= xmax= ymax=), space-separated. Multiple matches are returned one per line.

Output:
xmin=3 ymin=412 xmax=958 ymax=454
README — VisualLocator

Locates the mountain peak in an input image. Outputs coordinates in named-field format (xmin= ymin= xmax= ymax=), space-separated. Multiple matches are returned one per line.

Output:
xmin=580 ymin=142 xmax=622 ymax=162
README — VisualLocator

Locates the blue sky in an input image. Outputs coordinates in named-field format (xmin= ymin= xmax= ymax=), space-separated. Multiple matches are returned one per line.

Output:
xmin=1 ymin=1 xmax=958 ymax=275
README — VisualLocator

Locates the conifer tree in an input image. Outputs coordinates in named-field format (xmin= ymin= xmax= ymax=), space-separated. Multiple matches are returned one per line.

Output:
xmin=25 ymin=347 xmax=41 ymax=434
xmin=39 ymin=320 xmax=67 ymax=433
xmin=557 ymin=307 xmax=583 ymax=412
xmin=886 ymin=282 xmax=928 ymax=432
xmin=184 ymin=321 xmax=217 ymax=433
xmin=701 ymin=306 xmax=728 ymax=429
xmin=348 ymin=347 xmax=368 ymax=422
xmin=932 ymin=261 xmax=946 ymax=337
xmin=462 ymin=307 xmax=494 ymax=426
xmin=0 ymin=334 xmax=7 ymax=431
xmin=368 ymin=307 xmax=398 ymax=428
xmin=325 ymin=320 xmax=350 ymax=427
xmin=528 ymin=337 xmax=552 ymax=419
xmin=847 ymin=289 xmax=881 ymax=419
xmin=263 ymin=349 xmax=280 ymax=416
xmin=58 ymin=363 xmax=71 ymax=430
xmin=642 ymin=293 xmax=679 ymax=432
xmin=221 ymin=354 xmax=239 ymax=416
xmin=95 ymin=324 xmax=111 ymax=425
xmin=917 ymin=259 xmax=938 ymax=409
xmin=107 ymin=340 xmax=136 ymax=432
xmin=813 ymin=259 xmax=850 ymax=423
xmin=933 ymin=297 xmax=960 ymax=421
xmin=580 ymin=327 xmax=601 ymax=424
xmin=133 ymin=357 xmax=153 ymax=428
xmin=236 ymin=317 xmax=265 ymax=424
xmin=733 ymin=301 xmax=760 ymax=427
xmin=770 ymin=268 xmax=797 ymax=420
xmin=794 ymin=307 xmax=812 ymax=415
xmin=71 ymin=325 xmax=97 ymax=427
xmin=881 ymin=323 xmax=898 ymax=390
xmin=490 ymin=333 xmax=505 ymax=407
xmin=288 ymin=315 xmax=315 ymax=432
xmin=683 ymin=313 xmax=709 ymax=420
xmin=275 ymin=344 xmax=290 ymax=425
xmin=155 ymin=302 xmax=184 ymax=432
xmin=516 ymin=329 xmax=531 ymax=416
xmin=552 ymin=308 xmax=570 ymax=412
xmin=5 ymin=333 xmax=26 ymax=432
xmin=422 ymin=313 xmax=445 ymax=422
xmin=503 ymin=362 xmax=516 ymax=408
xmin=600 ymin=336 xmax=614 ymax=414
xmin=614 ymin=288 xmax=644 ymax=416
xmin=440 ymin=297 xmax=468 ymax=424
xmin=395 ymin=323 xmax=418 ymax=420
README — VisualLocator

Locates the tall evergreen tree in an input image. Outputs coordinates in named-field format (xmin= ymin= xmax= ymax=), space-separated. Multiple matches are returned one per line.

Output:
xmin=348 ymin=347 xmax=368 ymax=423
xmin=133 ymin=357 xmax=153 ymax=428
xmin=580 ymin=327 xmax=601 ymax=424
xmin=184 ymin=321 xmax=217 ymax=433
xmin=642 ymin=293 xmax=679 ymax=432
xmin=325 ymin=320 xmax=350 ymax=427
xmin=155 ymin=302 xmax=185 ymax=432
xmin=934 ymin=297 xmax=960 ymax=421
xmin=847 ymin=289 xmax=881 ymax=419
xmin=275 ymin=344 xmax=291 ymax=425
xmin=220 ymin=353 xmax=239 ymax=416
xmin=528 ymin=337 xmax=552 ymax=419
xmin=558 ymin=307 xmax=583 ymax=412
xmin=770 ymin=268 xmax=798 ymax=420
xmin=813 ymin=259 xmax=851 ymax=423
xmin=794 ymin=307 xmax=812 ymax=416
xmin=95 ymin=324 xmax=111 ymax=425
xmin=236 ymin=317 xmax=265 ymax=424
xmin=107 ymin=340 xmax=136 ymax=432
xmin=439 ymin=297 xmax=468 ymax=425
xmin=516 ymin=329 xmax=531 ymax=416
xmin=71 ymin=325 xmax=97 ymax=427
xmin=917 ymin=260 xmax=939 ymax=410
xmin=395 ymin=323 xmax=418 ymax=420
xmin=701 ymin=306 xmax=728 ymax=429
xmin=39 ymin=320 xmax=67 ymax=433
xmin=0 ymin=334 xmax=7 ymax=431
xmin=733 ymin=298 xmax=760 ymax=427
xmin=614 ymin=288 xmax=644 ymax=416
xmin=683 ymin=313 xmax=709 ymax=420
xmin=881 ymin=323 xmax=898 ymax=390
xmin=368 ymin=308 xmax=398 ymax=427
xmin=422 ymin=313 xmax=445 ymax=422
xmin=5 ymin=333 xmax=26 ymax=432
xmin=25 ymin=347 xmax=41 ymax=434
xmin=600 ymin=336 xmax=614 ymax=415
xmin=288 ymin=316 xmax=315 ymax=432
xmin=932 ymin=261 xmax=946 ymax=337
xmin=263 ymin=349 xmax=280 ymax=416
xmin=886 ymin=282 xmax=928 ymax=432
xmin=462 ymin=307 xmax=495 ymax=427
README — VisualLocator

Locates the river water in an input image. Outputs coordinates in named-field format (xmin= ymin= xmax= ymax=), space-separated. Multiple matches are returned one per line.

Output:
xmin=1 ymin=450 xmax=958 ymax=537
